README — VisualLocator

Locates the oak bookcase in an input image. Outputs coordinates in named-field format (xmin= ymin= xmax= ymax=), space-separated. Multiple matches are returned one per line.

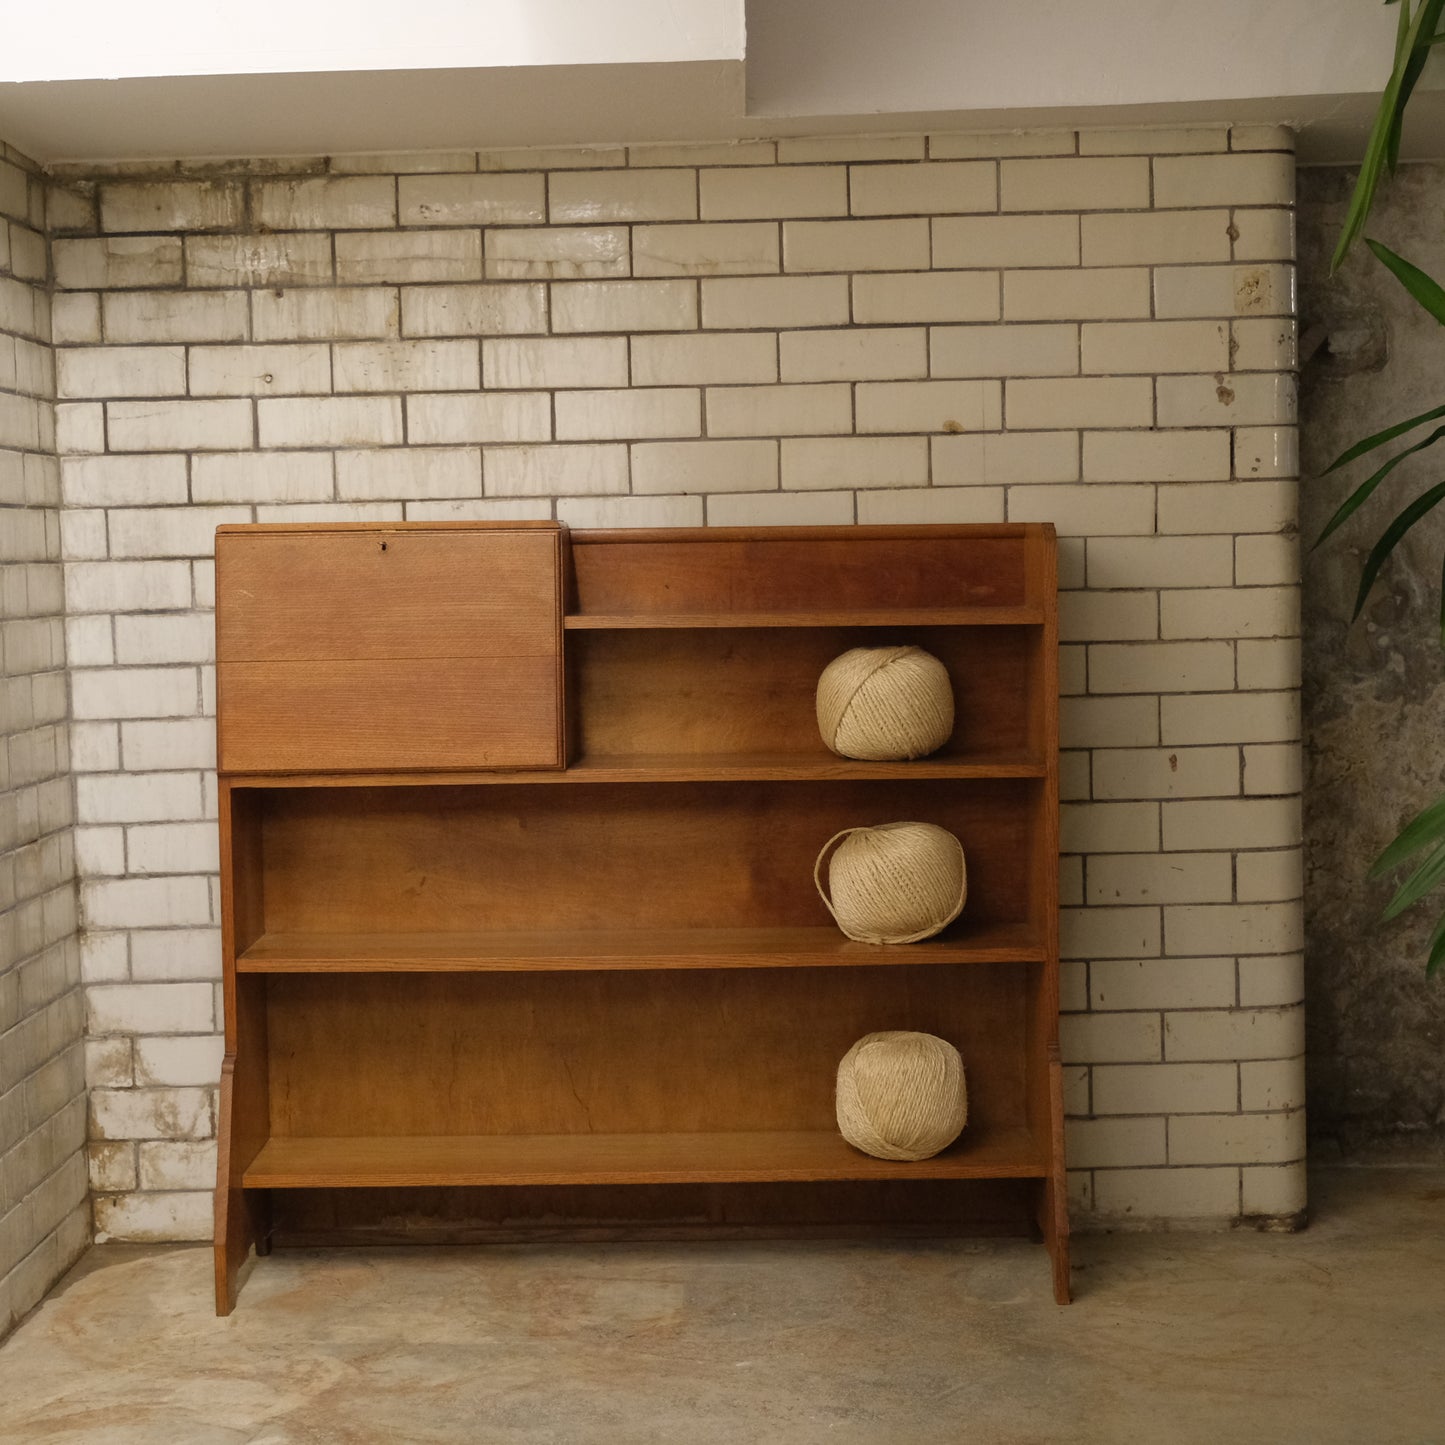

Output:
xmin=212 ymin=521 xmax=1067 ymax=1312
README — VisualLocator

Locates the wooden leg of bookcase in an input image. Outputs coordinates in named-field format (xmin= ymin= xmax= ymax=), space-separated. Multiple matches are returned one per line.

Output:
xmin=1040 ymin=1176 xmax=1072 ymax=1304
xmin=213 ymin=979 xmax=271 ymax=1316
xmin=1040 ymin=1044 xmax=1072 ymax=1304
xmin=215 ymin=1059 xmax=256 ymax=1315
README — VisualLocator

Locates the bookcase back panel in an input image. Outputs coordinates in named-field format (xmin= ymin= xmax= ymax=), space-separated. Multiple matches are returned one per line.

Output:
xmin=264 ymin=964 xmax=1032 ymax=1137
xmin=569 ymin=532 xmax=1030 ymax=619
xmin=572 ymin=626 xmax=1033 ymax=761
xmin=255 ymin=779 xmax=1040 ymax=933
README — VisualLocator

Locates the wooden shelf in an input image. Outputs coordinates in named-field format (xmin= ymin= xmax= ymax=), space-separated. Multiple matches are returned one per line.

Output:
xmin=565 ymin=606 xmax=1045 ymax=630
xmin=237 ymin=921 xmax=1047 ymax=973
xmin=243 ymin=1126 xmax=1048 ymax=1188
xmin=565 ymin=751 xmax=1047 ymax=782
xmin=221 ymin=751 xmax=1048 ymax=788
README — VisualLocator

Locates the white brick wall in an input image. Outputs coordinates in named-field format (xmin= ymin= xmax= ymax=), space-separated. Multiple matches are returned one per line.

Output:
xmin=46 ymin=124 xmax=1304 ymax=1236
xmin=0 ymin=142 xmax=88 ymax=1339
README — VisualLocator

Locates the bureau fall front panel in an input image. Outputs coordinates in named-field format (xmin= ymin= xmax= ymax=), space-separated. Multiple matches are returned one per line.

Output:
xmin=214 ymin=524 xmax=564 ymax=773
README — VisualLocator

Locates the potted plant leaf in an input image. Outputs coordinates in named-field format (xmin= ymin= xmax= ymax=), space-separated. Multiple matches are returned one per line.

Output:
xmin=1316 ymin=0 xmax=1445 ymax=975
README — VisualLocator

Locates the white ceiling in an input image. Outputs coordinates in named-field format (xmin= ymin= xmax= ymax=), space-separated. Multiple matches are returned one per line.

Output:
xmin=0 ymin=0 xmax=744 ymax=80
xmin=0 ymin=63 xmax=750 ymax=165
xmin=0 ymin=0 xmax=1440 ymax=165
xmin=748 ymin=0 xmax=1445 ymax=163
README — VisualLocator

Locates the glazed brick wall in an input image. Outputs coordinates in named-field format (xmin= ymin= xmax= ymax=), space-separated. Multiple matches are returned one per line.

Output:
xmin=43 ymin=124 xmax=1304 ymax=1239
xmin=0 ymin=140 xmax=87 ymax=1336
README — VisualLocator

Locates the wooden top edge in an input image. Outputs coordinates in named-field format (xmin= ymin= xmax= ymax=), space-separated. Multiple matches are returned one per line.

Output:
xmin=213 ymin=522 xmax=1056 ymax=542
xmin=214 ymin=521 xmax=566 ymax=536
xmin=570 ymin=523 xmax=1055 ymax=545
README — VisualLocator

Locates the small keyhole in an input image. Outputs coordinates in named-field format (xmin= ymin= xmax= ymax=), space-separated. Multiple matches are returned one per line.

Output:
xmin=380 ymin=541 xmax=388 ymax=551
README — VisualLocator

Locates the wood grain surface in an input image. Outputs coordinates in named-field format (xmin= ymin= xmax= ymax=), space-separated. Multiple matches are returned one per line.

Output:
xmin=261 ymin=962 xmax=1033 ymax=1138
xmin=244 ymin=1127 xmax=1046 ymax=1188
xmin=216 ymin=524 xmax=564 ymax=773
xmin=571 ymin=623 xmax=1033 ymax=761
xmin=249 ymin=777 xmax=1040 ymax=933
xmin=236 ymin=921 xmax=1046 ymax=972
xmin=568 ymin=527 xmax=1035 ymax=618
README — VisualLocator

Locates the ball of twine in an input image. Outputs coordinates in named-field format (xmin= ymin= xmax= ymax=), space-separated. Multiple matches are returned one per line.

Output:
xmin=816 ymin=646 xmax=954 ymax=761
xmin=814 ymin=821 xmax=966 ymax=944
xmin=836 ymin=1031 xmax=968 ymax=1161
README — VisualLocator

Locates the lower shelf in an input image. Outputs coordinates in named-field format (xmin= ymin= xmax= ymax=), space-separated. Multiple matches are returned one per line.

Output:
xmin=242 ymin=1127 xmax=1047 ymax=1188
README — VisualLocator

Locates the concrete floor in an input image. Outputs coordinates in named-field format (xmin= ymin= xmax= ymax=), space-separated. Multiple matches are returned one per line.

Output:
xmin=0 ymin=1170 xmax=1440 ymax=1445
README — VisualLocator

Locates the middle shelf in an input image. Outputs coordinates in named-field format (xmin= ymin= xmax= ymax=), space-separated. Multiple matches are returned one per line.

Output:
xmin=236 ymin=921 xmax=1048 ymax=973
xmin=227 ymin=774 xmax=1049 ymax=977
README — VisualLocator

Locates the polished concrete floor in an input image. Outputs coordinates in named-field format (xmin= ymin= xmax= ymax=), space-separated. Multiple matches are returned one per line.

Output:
xmin=0 ymin=1169 xmax=1440 ymax=1444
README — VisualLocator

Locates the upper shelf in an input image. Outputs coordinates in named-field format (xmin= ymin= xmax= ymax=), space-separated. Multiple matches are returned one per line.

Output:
xmin=564 ymin=606 xmax=1045 ymax=630
xmin=237 ymin=921 xmax=1047 ymax=972
xmin=225 ymin=748 xmax=1048 ymax=788
xmin=563 ymin=751 xmax=1046 ymax=782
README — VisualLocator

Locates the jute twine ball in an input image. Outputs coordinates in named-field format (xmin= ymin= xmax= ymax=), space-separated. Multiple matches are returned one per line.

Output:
xmin=814 ymin=822 xmax=966 ymax=944
xmin=836 ymin=1031 xmax=968 ymax=1161
xmin=816 ymin=646 xmax=954 ymax=761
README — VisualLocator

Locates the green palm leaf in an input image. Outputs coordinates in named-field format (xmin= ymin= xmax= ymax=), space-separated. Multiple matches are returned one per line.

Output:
xmin=1321 ymin=402 xmax=1445 ymax=475
xmin=1427 ymin=913 xmax=1445 ymax=977
xmin=1332 ymin=0 xmax=1445 ymax=271
xmin=1370 ymin=797 xmax=1445 ymax=976
xmin=1370 ymin=793 xmax=1445 ymax=876
xmin=1383 ymin=839 xmax=1445 ymax=920
xmin=1392 ymin=0 xmax=1445 ymax=165
xmin=1366 ymin=240 xmax=1445 ymax=324
xmin=1328 ymin=1 xmax=1445 ymax=979
xmin=1353 ymin=478 xmax=1445 ymax=619
xmin=1314 ymin=425 xmax=1445 ymax=549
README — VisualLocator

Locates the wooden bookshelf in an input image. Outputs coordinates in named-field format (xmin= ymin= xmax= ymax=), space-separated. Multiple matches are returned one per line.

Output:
xmin=212 ymin=521 xmax=1067 ymax=1313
